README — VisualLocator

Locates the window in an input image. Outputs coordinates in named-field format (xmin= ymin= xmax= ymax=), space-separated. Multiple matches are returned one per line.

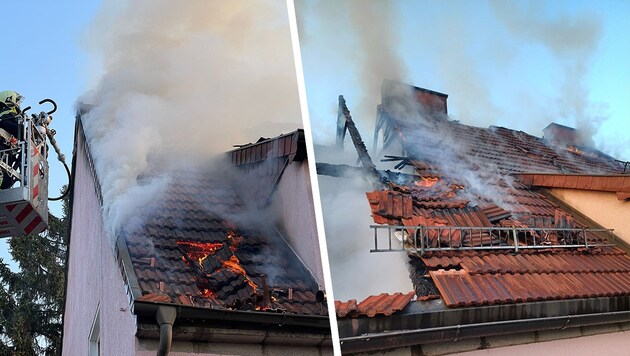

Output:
xmin=89 ymin=305 xmax=101 ymax=356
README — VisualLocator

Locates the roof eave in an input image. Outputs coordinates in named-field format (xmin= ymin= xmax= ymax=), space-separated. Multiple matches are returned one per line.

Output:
xmin=132 ymin=299 xmax=331 ymax=333
xmin=340 ymin=306 xmax=630 ymax=354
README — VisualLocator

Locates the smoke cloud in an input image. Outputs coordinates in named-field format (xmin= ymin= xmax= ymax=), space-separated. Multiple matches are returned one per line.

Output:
xmin=489 ymin=0 xmax=604 ymax=145
xmin=297 ymin=1 xmax=616 ymax=152
xmin=296 ymin=0 xmax=407 ymax=144
xmin=318 ymin=173 xmax=414 ymax=302
xmin=79 ymin=0 xmax=301 ymax=241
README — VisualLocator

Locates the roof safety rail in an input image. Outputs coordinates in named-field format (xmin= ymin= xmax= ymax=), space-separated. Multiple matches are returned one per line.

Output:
xmin=370 ymin=225 xmax=616 ymax=255
xmin=615 ymin=159 xmax=630 ymax=173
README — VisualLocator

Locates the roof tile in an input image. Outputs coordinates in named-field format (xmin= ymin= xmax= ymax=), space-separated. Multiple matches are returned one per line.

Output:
xmin=356 ymin=112 xmax=630 ymax=310
xmin=335 ymin=299 xmax=358 ymax=317
xmin=335 ymin=292 xmax=415 ymax=318
xmin=124 ymin=165 xmax=325 ymax=316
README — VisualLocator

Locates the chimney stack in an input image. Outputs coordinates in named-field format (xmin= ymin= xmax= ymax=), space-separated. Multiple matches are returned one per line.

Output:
xmin=543 ymin=123 xmax=583 ymax=147
xmin=381 ymin=80 xmax=448 ymax=116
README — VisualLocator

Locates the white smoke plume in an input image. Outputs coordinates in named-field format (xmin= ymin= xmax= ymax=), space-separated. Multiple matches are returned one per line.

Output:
xmin=318 ymin=172 xmax=414 ymax=302
xmin=79 ymin=0 xmax=301 ymax=242
xmin=296 ymin=0 xmax=407 ymax=145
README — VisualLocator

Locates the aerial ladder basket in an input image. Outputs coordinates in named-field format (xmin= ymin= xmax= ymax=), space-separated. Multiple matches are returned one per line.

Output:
xmin=0 ymin=99 xmax=67 ymax=238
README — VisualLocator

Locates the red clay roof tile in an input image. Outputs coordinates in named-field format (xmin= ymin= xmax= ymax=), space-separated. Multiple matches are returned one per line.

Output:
xmin=125 ymin=133 xmax=325 ymax=316
xmin=358 ymin=292 xmax=416 ymax=317
xmin=335 ymin=299 xmax=358 ymax=318
xmin=335 ymin=292 xmax=416 ymax=318
xmin=430 ymin=269 xmax=630 ymax=307
xmin=137 ymin=292 xmax=172 ymax=303
xmin=357 ymin=112 xmax=630 ymax=311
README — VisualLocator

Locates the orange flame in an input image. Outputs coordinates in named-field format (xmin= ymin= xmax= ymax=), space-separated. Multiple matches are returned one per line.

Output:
xmin=415 ymin=176 xmax=439 ymax=188
xmin=223 ymin=255 xmax=247 ymax=275
xmin=179 ymin=236 xmax=259 ymax=298
xmin=177 ymin=241 xmax=224 ymax=267
xmin=223 ymin=255 xmax=257 ymax=292
xmin=567 ymin=145 xmax=585 ymax=155
xmin=446 ymin=184 xmax=465 ymax=198
xmin=201 ymin=288 xmax=214 ymax=298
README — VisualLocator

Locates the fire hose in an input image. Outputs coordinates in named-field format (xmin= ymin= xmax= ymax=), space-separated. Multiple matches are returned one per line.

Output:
xmin=47 ymin=127 xmax=71 ymax=201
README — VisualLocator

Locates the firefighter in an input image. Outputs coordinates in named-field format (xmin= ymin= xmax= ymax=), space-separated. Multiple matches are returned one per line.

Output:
xmin=0 ymin=90 xmax=25 ymax=189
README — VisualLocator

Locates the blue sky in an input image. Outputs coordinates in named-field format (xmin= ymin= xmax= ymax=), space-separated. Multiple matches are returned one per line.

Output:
xmin=1 ymin=1 xmax=101 ymax=266
xmin=296 ymin=0 xmax=630 ymax=161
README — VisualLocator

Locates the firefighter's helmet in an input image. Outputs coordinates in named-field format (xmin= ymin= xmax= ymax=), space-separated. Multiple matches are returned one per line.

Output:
xmin=0 ymin=90 xmax=24 ymax=114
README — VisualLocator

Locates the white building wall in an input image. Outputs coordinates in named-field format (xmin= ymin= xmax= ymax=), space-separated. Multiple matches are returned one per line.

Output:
xmin=62 ymin=131 xmax=137 ymax=355
xmin=271 ymin=159 xmax=325 ymax=288
xmin=137 ymin=340 xmax=334 ymax=356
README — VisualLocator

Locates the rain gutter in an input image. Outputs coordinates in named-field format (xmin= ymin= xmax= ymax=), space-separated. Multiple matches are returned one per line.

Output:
xmin=133 ymin=300 xmax=330 ymax=332
xmin=341 ymin=310 xmax=630 ymax=354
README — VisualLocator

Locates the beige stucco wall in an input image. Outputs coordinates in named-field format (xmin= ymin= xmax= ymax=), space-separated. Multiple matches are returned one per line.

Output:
xmin=548 ymin=188 xmax=630 ymax=245
xmin=459 ymin=330 xmax=630 ymax=356
xmin=62 ymin=131 xmax=138 ymax=355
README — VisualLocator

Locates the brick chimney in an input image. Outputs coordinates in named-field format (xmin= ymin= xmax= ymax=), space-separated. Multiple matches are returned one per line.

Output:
xmin=381 ymin=80 xmax=448 ymax=116
xmin=543 ymin=123 xmax=582 ymax=146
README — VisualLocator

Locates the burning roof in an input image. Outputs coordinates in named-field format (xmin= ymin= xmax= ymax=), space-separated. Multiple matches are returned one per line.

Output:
xmin=336 ymin=82 xmax=630 ymax=314
xmin=119 ymin=130 xmax=326 ymax=316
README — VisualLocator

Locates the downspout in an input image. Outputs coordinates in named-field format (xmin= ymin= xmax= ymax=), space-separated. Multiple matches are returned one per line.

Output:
xmin=156 ymin=305 xmax=177 ymax=356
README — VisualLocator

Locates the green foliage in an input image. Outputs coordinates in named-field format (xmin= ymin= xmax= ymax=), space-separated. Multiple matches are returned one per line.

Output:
xmin=0 ymin=191 xmax=69 ymax=355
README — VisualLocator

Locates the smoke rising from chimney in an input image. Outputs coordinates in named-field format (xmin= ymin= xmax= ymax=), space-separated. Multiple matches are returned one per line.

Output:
xmin=79 ymin=0 xmax=301 ymax=241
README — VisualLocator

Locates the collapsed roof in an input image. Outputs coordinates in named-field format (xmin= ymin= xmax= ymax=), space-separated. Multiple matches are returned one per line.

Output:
xmin=332 ymin=81 xmax=630 ymax=351
xmin=123 ymin=130 xmax=327 ymax=317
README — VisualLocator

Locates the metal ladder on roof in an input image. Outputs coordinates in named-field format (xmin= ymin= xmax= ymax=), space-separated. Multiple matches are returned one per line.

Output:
xmin=370 ymin=225 xmax=616 ymax=255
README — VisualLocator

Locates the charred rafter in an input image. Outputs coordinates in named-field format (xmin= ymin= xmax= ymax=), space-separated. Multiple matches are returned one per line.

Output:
xmin=337 ymin=95 xmax=384 ymax=186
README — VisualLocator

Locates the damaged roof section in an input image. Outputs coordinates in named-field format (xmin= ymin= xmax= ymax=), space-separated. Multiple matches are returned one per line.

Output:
xmin=335 ymin=292 xmax=416 ymax=318
xmin=228 ymin=129 xmax=307 ymax=207
xmin=337 ymin=81 xmax=630 ymax=314
xmin=124 ymin=130 xmax=326 ymax=317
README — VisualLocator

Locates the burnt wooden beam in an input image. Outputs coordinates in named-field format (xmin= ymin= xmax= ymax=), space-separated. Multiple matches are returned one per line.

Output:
xmin=337 ymin=95 xmax=384 ymax=185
